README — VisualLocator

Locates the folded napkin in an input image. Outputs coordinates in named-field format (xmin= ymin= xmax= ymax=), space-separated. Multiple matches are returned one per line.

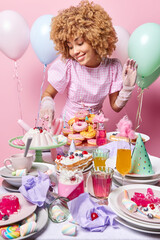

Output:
xmin=68 ymin=193 xmax=118 ymax=232
xmin=19 ymin=171 xmax=50 ymax=207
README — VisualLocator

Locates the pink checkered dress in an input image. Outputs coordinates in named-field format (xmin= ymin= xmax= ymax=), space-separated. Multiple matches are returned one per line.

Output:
xmin=48 ymin=56 xmax=123 ymax=123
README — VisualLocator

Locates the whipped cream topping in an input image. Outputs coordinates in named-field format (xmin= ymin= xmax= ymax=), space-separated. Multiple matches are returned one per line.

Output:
xmin=58 ymin=169 xmax=83 ymax=184
xmin=57 ymin=150 xmax=92 ymax=166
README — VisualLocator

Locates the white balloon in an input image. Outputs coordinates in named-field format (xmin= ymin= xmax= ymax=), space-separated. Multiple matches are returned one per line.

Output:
xmin=0 ymin=10 xmax=30 ymax=61
xmin=112 ymin=26 xmax=130 ymax=65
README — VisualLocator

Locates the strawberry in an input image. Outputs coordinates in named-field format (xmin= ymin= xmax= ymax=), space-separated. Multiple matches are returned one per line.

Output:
xmin=82 ymin=151 xmax=88 ymax=154
xmin=91 ymin=212 xmax=98 ymax=221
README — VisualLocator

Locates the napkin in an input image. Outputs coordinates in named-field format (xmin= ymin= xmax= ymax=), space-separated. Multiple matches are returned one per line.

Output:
xmin=19 ymin=171 xmax=50 ymax=207
xmin=68 ymin=193 xmax=118 ymax=232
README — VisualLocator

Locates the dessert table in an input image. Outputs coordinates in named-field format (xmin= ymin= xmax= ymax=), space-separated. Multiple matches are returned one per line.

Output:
xmin=0 ymin=152 xmax=160 ymax=240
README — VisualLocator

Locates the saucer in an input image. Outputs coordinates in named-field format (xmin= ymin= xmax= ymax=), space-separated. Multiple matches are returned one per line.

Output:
xmin=0 ymin=163 xmax=49 ymax=178
xmin=2 ymin=180 xmax=20 ymax=192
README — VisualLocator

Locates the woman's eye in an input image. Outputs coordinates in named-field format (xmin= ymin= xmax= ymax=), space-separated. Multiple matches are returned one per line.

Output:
xmin=78 ymin=42 xmax=83 ymax=46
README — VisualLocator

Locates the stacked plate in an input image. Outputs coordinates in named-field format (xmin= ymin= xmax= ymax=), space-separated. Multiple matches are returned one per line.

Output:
xmin=106 ymin=155 xmax=160 ymax=186
xmin=108 ymin=184 xmax=160 ymax=234
xmin=0 ymin=163 xmax=49 ymax=191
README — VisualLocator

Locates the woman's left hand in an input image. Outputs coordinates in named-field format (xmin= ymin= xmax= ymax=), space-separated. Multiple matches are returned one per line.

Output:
xmin=122 ymin=59 xmax=138 ymax=87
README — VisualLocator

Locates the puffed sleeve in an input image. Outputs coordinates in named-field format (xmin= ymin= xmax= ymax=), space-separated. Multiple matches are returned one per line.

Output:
xmin=108 ymin=58 xmax=123 ymax=94
xmin=48 ymin=56 xmax=71 ymax=94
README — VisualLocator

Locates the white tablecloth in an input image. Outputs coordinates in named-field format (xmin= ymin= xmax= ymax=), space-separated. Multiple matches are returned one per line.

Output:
xmin=0 ymin=152 xmax=160 ymax=240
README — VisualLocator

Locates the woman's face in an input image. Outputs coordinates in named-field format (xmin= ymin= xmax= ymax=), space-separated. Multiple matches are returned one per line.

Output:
xmin=67 ymin=37 xmax=101 ymax=68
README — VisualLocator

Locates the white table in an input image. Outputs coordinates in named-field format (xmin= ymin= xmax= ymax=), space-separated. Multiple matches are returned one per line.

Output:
xmin=0 ymin=152 xmax=160 ymax=239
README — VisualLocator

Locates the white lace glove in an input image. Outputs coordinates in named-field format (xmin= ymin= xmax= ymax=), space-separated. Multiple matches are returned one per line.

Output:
xmin=115 ymin=59 xmax=138 ymax=109
xmin=39 ymin=96 xmax=55 ymax=128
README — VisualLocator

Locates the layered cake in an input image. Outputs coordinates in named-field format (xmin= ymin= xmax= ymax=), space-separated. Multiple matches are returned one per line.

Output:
xmin=55 ymin=150 xmax=93 ymax=171
xmin=22 ymin=127 xmax=53 ymax=147
xmin=0 ymin=195 xmax=20 ymax=221
xmin=58 ymin=169 xmax=84 ymax=200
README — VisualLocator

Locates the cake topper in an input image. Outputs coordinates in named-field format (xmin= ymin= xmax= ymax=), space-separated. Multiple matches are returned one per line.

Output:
xmin=69 ymin=140 xmax=76 ymax=154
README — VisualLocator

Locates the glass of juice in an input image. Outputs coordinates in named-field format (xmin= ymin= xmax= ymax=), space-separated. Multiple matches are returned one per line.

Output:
xmin=116 ymin=140 xmax=131 ymax=185
xmin=91 ymin=167 xmax=114 ymax=204
xmin=92 ymin=148 xmax=110 ymax=171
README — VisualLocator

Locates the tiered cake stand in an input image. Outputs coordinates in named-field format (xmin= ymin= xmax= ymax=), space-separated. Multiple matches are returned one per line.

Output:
xmin=9 ymin=136 xmax=67 ymax=162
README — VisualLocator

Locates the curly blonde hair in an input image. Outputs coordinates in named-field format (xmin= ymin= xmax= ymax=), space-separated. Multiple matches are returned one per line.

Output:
xmin=50 ymin=0 xmax=117 ymax=60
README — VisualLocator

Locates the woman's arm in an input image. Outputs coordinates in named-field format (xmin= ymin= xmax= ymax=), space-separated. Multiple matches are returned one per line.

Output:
xmin=110 ymin=59 xmax=138 ymax=112
xmin=40 ymin=84 xmax=58 ymax=128
xmin=109 ymin=91 xmax=121 ymax=112
xmin=42 ymin=83 xmax=58 ymax=99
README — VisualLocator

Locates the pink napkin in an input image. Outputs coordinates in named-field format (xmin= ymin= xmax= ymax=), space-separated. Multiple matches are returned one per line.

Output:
xmin=19 ymin=172 xmax=50 ymax=207
xmin=68 ymin=193 xmax=118 ymax=232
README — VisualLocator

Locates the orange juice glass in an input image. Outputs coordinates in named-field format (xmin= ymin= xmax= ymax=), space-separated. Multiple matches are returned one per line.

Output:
xmin=92 ymin=148 xmax=110 ymax=171
xmin=116 ymin=140 xmax=131 ymax=185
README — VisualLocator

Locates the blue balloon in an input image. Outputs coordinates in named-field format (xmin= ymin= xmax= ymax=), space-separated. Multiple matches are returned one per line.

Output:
xmin=30 ymin=15 xmax=58 ymax=65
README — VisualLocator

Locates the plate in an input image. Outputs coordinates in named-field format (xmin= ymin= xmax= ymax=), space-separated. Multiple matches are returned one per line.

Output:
xmin=115 ymin=217 xmax=160 ymax=234
xmin=9 ymin=136 xmax=67 ymax=150
xmin=117 ymin=188 xmax=160 ymax=223
xmin=0 ymin=207 xmax=48 ymax=240
xmin=0 ymin=193 xmax=37 ymax=226
xmin=108 ymin=184 xmax=160 ymax=229
xmin=2 ymin=180 xmax=20 ymax=192
xmin=107 ymin=131 xmax=150 ymax=143
xmin=113 ymin=173 xmax=159 ymax=185
xmin=106 ymin=155 xmax=160 ymax=179
xmin=0 ymin=163 xmax=49 ymax=178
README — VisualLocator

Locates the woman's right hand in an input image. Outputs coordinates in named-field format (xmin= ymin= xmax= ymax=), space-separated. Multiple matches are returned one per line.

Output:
xmin=39 ymin=96 xmax=55 ymax=128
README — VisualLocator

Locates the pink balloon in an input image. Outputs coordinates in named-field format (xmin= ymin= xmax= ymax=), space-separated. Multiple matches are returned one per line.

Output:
xmin=111 ymin=26 xmax=130 ymax=65
xmin=0 ymin=10 xmax=30 ymax=61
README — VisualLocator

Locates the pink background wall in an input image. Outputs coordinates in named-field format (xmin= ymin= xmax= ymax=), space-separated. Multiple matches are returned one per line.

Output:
xmin=0 ymin=0 xmax=160 ymax=167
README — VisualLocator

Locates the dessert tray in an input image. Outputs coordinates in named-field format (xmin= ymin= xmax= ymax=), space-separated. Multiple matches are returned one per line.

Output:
xmin=106 ymin=155 xmax=160 ymax=185
xmin=9 ymin=136 xmax=67 ymax=162
xmin=107 ymin=132 xmax=150 ymax=143
xmin=0 ymin=193 xmax=37 ymax=227
xmin=108 ymin=184 xmax=160 ymax=233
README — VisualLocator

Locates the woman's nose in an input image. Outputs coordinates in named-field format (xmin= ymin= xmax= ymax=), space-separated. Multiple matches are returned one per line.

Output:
xmin=73 ymin=45 xmax=80 ymax=56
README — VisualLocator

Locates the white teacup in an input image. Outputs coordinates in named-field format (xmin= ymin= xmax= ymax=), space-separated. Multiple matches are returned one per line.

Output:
xmin=4 ymin=153 xmax=33 ymax=172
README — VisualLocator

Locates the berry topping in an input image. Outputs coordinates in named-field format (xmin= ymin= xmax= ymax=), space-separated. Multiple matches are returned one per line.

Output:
xmin=149 ymin=203 xmax=155 ymax=210
xmin=70 ymin=176 xmax=76 ymax=181
xmin=91 ymin=212 xmax=98 ymax=221
xmin=2 ymin=215 xmax=9 ymax=221
xmin=69 ymin=155 xmax=74 ymax=159
xmin=57 ymin=155 xmax=62 ymax=159
xmin=75 ymin=153 xmax=79 ymax=156
xmin=143 ymin=207 xmax=148 ymax=212
xmin=79 ymin=153 xmax=83 ymax=157
xmin=82 ymin=151 xmax=88 ymax=154
xmin=70 ymin=152 xmax=74 ymax=155
xmin=147 ymin=213 xmax=153 ymax=219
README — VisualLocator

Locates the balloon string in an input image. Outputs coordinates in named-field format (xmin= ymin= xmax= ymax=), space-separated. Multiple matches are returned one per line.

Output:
xmin=135 ymin=88 xmax=144 ymax=132
xmin=36 ymin=64 xmax=47 ymax=127
xmin=14 ymin=61 xmax=24 ymax=135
